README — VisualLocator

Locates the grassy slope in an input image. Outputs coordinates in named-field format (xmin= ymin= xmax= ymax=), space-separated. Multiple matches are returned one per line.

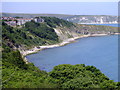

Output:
xmin=75 ymin=24 xmax=118 ymax=34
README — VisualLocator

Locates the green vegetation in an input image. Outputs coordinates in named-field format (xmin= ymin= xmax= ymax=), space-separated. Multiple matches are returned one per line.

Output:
xmin=2 ymin=21 xmax=59 ymax=48
xmin=25 ymin=20 xmax=58 ymax=41
xmin=2 ymin=44 xmax=54 ymax=88
xmin=75 ymin=24 xmax=118 ymax=35
xmin=2 ymin=17 xmax=75 ymax=49
xmin=41 ymin=17 xmax=74 ymax=28
xmin=48 ymin=64 xmax=118 ymax=88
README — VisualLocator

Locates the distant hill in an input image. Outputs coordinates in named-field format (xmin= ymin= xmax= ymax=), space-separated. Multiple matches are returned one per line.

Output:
xmin=2 ymin=13 xmax=118 ymax=24
xmin=2 ymin=13 xmax=72 ymax=19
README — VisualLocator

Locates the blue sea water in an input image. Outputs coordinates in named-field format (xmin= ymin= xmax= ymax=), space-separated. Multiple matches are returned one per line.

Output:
xmin=87 ymin=24 xmax=119 ymax=27
xmin=26 ymin=24 xmax=119 ymax=82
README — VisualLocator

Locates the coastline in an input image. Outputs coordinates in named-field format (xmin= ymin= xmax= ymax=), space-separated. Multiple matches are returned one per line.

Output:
xmin=20 ymin=33 xmax=119 ymax=64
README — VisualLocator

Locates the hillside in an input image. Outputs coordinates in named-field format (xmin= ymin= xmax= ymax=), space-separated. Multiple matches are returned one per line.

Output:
xmin=2 ymin=17 xmax=75 ymax=50
xmin=2 ymin=16 xmax=118 ymax=51
xmin=2 ymin=16 xmax=120 ymax=88
xmin=2 ymin=13 xmax=118 ymax=24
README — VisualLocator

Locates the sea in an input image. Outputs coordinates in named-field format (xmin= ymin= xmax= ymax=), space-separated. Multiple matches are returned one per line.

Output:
xmin=26 ymin=24 xmax=119 ymax=82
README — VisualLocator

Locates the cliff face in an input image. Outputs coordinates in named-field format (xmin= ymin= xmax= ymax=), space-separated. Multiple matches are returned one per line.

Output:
xmin=54 ymin=27 xmax=79 ymax=41
xmin=64 ymin=15 xmax=118 ymax=24
xmin=53 ymin=24 xmax=118 ymax=42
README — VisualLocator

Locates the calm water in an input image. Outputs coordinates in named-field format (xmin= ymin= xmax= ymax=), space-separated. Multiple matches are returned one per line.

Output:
xmin=87 ymin=24 xmax=119 ymax=27
xmin=26 ymin=24 xmax=119 ymax=82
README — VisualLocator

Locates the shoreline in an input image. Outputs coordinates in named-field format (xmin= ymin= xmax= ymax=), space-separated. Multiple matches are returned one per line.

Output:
xmin=19 ymin=33 xmax=119 ymax=64
xmin=79 ymin=23 xmax=118 ymax=24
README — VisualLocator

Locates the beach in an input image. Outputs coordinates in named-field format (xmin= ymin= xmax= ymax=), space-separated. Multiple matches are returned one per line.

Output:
xmin=19 ymin=33 xmax=119 ymax=64
xmin=20 ymin=34 xmax=109 ymax=56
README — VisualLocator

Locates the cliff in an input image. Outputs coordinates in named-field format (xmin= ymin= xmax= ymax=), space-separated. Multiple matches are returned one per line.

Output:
xmin=64 ymin=15 xmax=118 ymax=24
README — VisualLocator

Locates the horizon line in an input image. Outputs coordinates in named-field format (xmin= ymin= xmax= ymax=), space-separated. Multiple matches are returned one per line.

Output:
xmin=1 ymin=12 xmax=118 ymax=16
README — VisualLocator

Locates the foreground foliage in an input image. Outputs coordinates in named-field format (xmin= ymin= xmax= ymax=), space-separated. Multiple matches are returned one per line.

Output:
xmin=48 ymin=64 xmax=118 ymax=88
xmin=2 ymin=44 xmax=120 ymax=88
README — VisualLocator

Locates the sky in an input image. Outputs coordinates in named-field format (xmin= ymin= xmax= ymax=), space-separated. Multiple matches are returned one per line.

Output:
xmin=2 ymin=2 xmax=118 ymax=15
xmin=1 ymin=0 xmax=120 ymax=2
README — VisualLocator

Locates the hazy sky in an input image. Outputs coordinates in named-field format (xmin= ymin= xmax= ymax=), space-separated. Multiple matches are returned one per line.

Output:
xmin=2 ymin=2 xmax=118 ymax=15
xmin=2 ymin=0 xmax=119 ymax=2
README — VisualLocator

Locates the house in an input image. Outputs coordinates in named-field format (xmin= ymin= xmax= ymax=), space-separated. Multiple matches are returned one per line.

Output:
xmin=1 ymin=17 xmax=16 ymax=21
xmin=5 ymin=21 xmax=17 ymax=26
xmin=2 ymin=17 xmax=44 ymax=26
xmin=16 ymin=18 xmax=32 ymax=25
xmin=34 ymin=17 xmax=44 ymax=23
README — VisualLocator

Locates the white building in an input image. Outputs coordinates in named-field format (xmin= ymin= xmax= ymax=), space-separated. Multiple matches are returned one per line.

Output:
xmin=34 ymin=17 xmax=44 ymax=23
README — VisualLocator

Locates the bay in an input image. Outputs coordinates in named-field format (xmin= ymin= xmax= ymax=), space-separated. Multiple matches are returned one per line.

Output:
xmin=26 ymin=24 xmax=119 ymax=82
